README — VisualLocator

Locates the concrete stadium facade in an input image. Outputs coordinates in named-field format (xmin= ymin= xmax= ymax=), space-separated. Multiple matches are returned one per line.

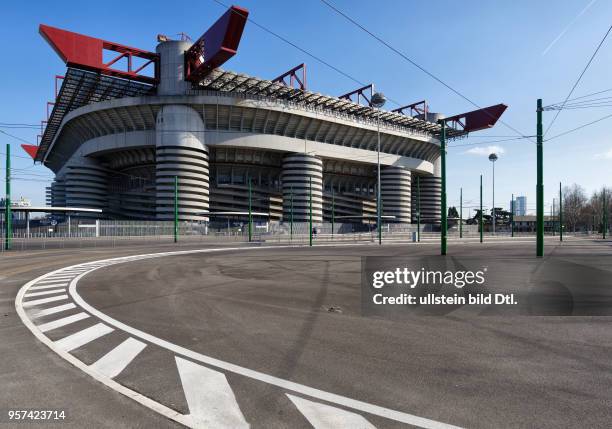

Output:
xmin=42 ymin=40 xmax=443 ymax=224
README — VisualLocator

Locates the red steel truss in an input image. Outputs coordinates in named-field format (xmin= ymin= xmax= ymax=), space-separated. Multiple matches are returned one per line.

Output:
xmin=392 ymin=100 xmax=428 ymax=118
xmin=184 ymin=6 xmax=249 ymax=82
xmin=444 ymin=104 xmax=508 ymax=133
xmin=272 ymin=63 xmax=307 ymax=90
xmin=39 ymin=24 xmax=159 ymax=84
xmin=338 ymin=84 xmax=374 ymax=106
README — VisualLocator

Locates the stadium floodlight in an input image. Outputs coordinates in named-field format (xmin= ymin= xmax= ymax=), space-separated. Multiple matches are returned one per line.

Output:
xmin=371 ymin=92 xmax=386 ymax=108
xmin=372 ymin=92 xmax=386 ymax=245
xmin=489 ymin=153 xmax=498 ymax=235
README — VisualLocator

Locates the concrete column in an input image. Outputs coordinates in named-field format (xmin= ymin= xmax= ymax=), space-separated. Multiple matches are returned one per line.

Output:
xmin=282 ymin=153 xmax=323 ymax=223
xmin=381 ymin=166 xmax=411 ymax=223
xmin=155 ymin=105 xmax=209 ymax=221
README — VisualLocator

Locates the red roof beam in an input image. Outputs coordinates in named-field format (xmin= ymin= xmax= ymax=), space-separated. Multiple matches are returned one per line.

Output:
xmin=185 ymin=6 xmax=249 ymax=82
xmin=338 ymin=84 xmax=374 ymax=106
xmin=39 ymin=24 xmax=159 ymax=84
xmin=272 ymin=63 xmax=307 ymax=90
xmin=443 ymin=104 xmax=508 ymax=133
xmin=21 ymin=144 xmax=39 ymax=160
xmin=392 ymin=100 xmax=428 ymax=117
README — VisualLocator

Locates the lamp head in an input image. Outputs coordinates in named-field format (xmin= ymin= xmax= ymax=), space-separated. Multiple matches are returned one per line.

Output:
xmin=371 ymin=92 xmax=386 ymax=108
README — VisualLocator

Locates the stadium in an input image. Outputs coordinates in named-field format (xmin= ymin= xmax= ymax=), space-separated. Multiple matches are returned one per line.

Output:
xmin=24 ymin=5 xmax=505 ymax=227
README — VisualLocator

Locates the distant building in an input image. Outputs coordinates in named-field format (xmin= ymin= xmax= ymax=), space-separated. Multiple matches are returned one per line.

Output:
xmin=0 ymin=196 xmax=31 ymax=222
xmin=513 ymin=215 xmax=556 ymax=232
xmin=510 ymin=196 xmax=527 ymax=216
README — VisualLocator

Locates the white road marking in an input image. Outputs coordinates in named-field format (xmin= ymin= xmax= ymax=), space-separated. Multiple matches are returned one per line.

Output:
xmin=31 ymin=303 xmax=77 ymax=319
xmin=24 ymin=288 xmax=66 ymax=297
xmin=89 ymin=337 xmax=146 ymax=379
xmin=287 ymin=394 xmax=376 ymax=429
xmin=37 ymin=312 xmax=90 ymax=333
xmin=55 ymin=323 xmax=114 ymax=352
xmin=35 ymin=278 xmax=72 ymax=284
xmin=39 ymin=276 xmax=75 ymax=281
xmin=175 ymin=357 xmax=249 ymax=429
xmin=29 ymin=283 xmax=69 ymax=290
xmin=22 ymin=295 xmax=69 ymax=308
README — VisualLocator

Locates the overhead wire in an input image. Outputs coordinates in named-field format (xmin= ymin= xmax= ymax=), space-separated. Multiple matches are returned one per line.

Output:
xmin=543 ymin=24 xmax=612 ymax=136
xmin=318 ymin=0 xmax=532 ymax=142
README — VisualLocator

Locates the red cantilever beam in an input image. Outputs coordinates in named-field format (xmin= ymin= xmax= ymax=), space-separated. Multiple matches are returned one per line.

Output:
xmin=21 ymin=145 xmax=39 ymax=160
xmin=39 ymin=24 xmax=158 ymax=84
xmin=444 ymin=103 xmax=508 ymax=133
xmin=185 ymin=6 xmax=249 ymax=82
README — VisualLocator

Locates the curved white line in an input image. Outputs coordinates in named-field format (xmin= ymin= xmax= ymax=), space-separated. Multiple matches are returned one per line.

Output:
xmin=16 ymin=244 xmax=461 ymax=429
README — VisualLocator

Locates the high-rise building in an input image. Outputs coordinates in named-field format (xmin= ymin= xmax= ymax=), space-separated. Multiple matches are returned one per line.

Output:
xmin=510 ymin=196 xmax=527 ymax=216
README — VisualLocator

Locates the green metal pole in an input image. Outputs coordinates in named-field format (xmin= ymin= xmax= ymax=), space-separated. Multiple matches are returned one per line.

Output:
xmin=290 ymin=186 xmax=293 ymax=241
xmin=309 ymin=176 xmax=313 ymax=246
xmin=439 ymin=120 xmax=447 ymax=255
xmin=248 ymin=179 xmax=252 ymax=242
xmin=559 ymin=182 xmax=563 ymax=242
xmin=5 ymin=144 xmax=11 ymax=250
xmin=417 ymin=176 xmax=420 ymax=242
xmin=459 ymin=187 xmax=463 ymax=239
xmin=604 ymin=188 xmax=607 ymax=239
xmin=536 ymin=99 xmax=544 ymax=257
xmin=331 ymin=187 xmax=335 ymax=240
xmin=173 ymin=175 xmax=178 ymax=243
xmin=480 ymin=174 xmax=483 ymax=243
xmin=552 ymin=200 xmax=555 ymax=237
xmin=511 ymin=193 xmax=514 ymax=238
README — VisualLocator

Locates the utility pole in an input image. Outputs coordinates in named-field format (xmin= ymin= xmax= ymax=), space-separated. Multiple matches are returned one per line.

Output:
xmin=290 ymin=186 xmax=293 ymax=242
xmin=479 ymin=174 xmax=483 ymax=243
xmin=559 ymin=182 xmax=563 ymax=242
xmin=536 ymin=99 xmax=544 ymax=257
xmin=248 ymin=178 xmax=252 ymax=242
xmin=331 ymin=187 xmax=335 ymax=240
xmin=511 ymin=193 xmax=514 ymax=238
xmin=459 ymin=187 xmax=463 ymax=239
xmin=438 ymin=119 xmax=447 ymax=255
xmin=552 ymin=199 xmax=555 ymax=237
xmin=174 ymin=175 xmax=178 ymax=243
xmin=604 ymin=188 xmax=607 ymax=240
xmin=416 ymin=176 xmax=421 ymax=242
xmin=4 ymin=144 xmax=11 ymax=250
xmin=309 ymin=176 xmax=313 ymax=247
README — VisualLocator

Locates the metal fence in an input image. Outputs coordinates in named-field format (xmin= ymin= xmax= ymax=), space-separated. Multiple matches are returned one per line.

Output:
xmin=0 ymin=220 xmax=598 ymax=252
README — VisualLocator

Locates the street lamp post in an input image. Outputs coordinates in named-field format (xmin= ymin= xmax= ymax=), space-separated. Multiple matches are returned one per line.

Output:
xmin=371 ymin=92 xmax=386 ymax=246
xmin=488 ymin=153 xmax=498 ymax=235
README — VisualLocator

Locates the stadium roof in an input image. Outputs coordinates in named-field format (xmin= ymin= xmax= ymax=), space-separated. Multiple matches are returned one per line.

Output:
xmin=35 ymin=66 xmax=472 ymax=164
xmin=36 ymin=68 xmax=154 ymax=162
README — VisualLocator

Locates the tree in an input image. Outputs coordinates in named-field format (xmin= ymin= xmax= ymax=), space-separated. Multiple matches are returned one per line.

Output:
xmin=562 ymin=184 xmax=587 ymax=233
xmin=448 ymin=206 xmax=459 ymax=218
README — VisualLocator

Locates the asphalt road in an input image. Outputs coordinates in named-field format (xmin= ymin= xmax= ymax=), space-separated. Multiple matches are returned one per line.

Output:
xmin=2 ymin=238 xmax=612 ymax=428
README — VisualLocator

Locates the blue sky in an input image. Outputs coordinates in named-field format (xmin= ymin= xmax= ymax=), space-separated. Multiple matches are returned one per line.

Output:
xmin=2 ymin=0 xmax=611 ymax=215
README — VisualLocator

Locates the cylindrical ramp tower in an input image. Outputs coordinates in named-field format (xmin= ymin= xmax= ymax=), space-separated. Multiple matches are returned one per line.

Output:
xmin=155 ymin=105 xmax=209 ymax=221
xmin=282 ymin=153 xmax=323 ymax=223
xmin=156 ymin=40 xmax=192 ymax=96
xmin=63 ymin=158 xmax=107 ymax=216
xmin=381 ymin=166 xmax=411 ymax=223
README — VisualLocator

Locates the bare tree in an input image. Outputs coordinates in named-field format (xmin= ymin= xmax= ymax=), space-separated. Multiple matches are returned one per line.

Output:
xmin=562 ymin=184 xmax=587 ymax=233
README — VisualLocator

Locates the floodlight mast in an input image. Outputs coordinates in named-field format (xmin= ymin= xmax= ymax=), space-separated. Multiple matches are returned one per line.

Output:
xmin=371 ymin=92 xmax=386 ymax=245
